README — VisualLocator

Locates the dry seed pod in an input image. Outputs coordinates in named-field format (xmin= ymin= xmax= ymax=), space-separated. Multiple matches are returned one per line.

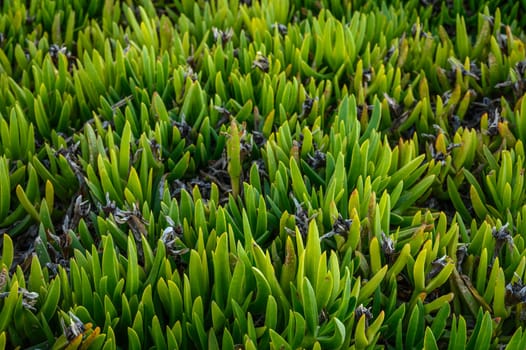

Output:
xmin=49 ymin=44 xmax=68 ymax=59
xmin=516 ymin=60 xmax=526 ymax=76
xmin=0 ymin=267 xmax=7 ymax=290
xmin=114 ymin=204 xmax=149 ymax=242
xmin=491 ymin=223 xmax=514 ymax=266
xmin=61 ymin=312 xmax=86 ymax=342
xmin=252 ymin=131 xmax=266 ymax=148
xmin=447 ymin=58 xmax=480 ymax=80
xmin=428 ymin=143 xmax=446 ymax=164
xmin=213 ymin=105 xmax=232 ymax=127
xmin=183 ymin=65 xmax=197 ymax=81
xmin=306 ymin=149 xmax=326 ymax=170
xmin=46 ymin=261 xmax=66 ymax=278
xmin=318 ymin=307 xmax=329 ymax=323
xmin=455 ymin=245 xmax=467 ymax=270
xmin=505 ymin=277 xmax=526 ymax=306
xmin=287 ymin=196 xmax=316 ymax=238
xmin=355 ymin=304 xmax=373 ymax=327
xmin=320 ymin=215 xmax=351 ymax=240
xmin=161 ymin=225 xmax=190 ymax=257
xmin=19 ymin=287 xmax=39 ymax=311
xmin=0 ymin=288 xmax=39 ymax=311
xmin=62 ymin=195 xmax=91 ymax=233
xmin=99 ymin=193 xmax=117 ymax=216
xmin=161 ymin=217 xmax=189 ymax=266
xmin=252 ymin=52 xmax=269 ymax=73
xmin=293 ymin=198 xmax=310 ymax=238
xmin=302 ymin=93 xmax=315 ymax=116
xmin=67 ymin=151 xmax=85 ymax=185
xmin=212 ymin=27 xmax=234 ymax=45
xmin=48 ymin=43 xmax=77 ymax=70
xmin=332 ymin=215 xmax=352 ymax=235
xmin=384 ymin=45 xmax=396 ymax=62
xmin=480 ymin=105 xmax=502 ymax=136
xmin=271 ymin=23 xmax=288 ymax=35
xmin=381 ymin=232 xmax=395 ymax=257
xmin=446 ymin=143 xmax=461 ymax=152
xmin=174 ymin=117 xmax=192 ymax=142
xmin=191 ymin=178 xmax=213 ymax=198
xmin=149 ymin=139 xmax=163 ymax=162
xmin=426 ymin=255 xmax=449 ymax=282
xmin=384 ymin=93 xmax=402 ymax=117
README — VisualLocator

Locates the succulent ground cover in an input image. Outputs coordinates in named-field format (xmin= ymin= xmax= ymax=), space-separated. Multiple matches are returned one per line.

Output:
xmin=2 ymin=0 xmax=526 ymax=348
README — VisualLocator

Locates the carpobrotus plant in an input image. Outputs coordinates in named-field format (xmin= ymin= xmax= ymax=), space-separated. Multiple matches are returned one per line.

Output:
xmin=1 ymin=0 xmax=526 ymax=349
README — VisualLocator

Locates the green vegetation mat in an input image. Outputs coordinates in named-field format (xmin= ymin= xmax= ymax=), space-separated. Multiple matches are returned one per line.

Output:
xmin=1 ymin=0 xmax=526 ymax=348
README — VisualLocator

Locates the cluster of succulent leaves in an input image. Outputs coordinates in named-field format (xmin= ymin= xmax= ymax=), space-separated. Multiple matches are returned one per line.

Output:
xmin=3 ymin=0 xmax=526 ymax=349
